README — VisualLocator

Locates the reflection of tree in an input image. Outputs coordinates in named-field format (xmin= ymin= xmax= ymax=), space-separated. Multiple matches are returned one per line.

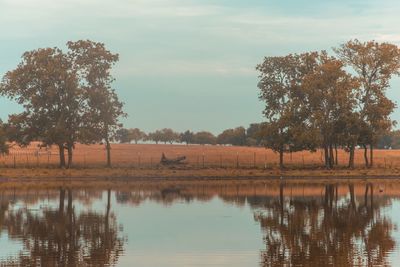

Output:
xmin=255 ymin=183 xmax=395 ymax=267
xmin=2 ymin=188 xmax=125 ymax=266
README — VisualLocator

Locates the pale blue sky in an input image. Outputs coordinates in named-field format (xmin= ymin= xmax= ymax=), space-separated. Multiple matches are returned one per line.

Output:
xmin=1 ymin=0 xmax=400 ymax=134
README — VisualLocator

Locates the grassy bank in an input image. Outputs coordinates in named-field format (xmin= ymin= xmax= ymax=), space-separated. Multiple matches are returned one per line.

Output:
xmin=0 ymin=166 xmax=400 ymax=180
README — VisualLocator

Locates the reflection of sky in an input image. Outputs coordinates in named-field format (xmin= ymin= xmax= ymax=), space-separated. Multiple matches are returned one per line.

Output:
xmin=0 ymin=233 xmax=23 ymax=260
xmin=388 ymin=201 xmax=400 ymax=264
xmin=115 ymin=197 xmax=263 ymax=267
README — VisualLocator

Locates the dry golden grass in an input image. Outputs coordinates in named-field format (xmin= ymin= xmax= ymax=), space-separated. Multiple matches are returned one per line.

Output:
xmin=3 ymin=142 xmax=400 ymax=170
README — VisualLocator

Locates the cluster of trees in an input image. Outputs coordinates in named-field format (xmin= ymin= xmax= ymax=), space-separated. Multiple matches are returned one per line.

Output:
xmin=377 ymin=130 xmax=400 ymax=149
xmin=257 ymin=40 xmax=400 ymax=169
xmin=0 ymin=40 xmax=125 ymax=168
xmin=114 ymin=125 xmax=264 ymax=146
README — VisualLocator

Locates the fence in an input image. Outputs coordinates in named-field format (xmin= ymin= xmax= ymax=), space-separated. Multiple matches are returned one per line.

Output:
xmin=2 ymin=143 xmax=400 ymax=169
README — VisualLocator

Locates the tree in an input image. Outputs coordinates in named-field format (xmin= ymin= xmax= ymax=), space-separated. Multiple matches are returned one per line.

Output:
xmin=335 ymin=40 xmax=400 ymax=167
xmin=115 ymin=128 xmax=131 ymax=143
xmin=0 ymin=40 xmax=125 ymax=168
xmin=0 ymin=121 xmax=9 ymax=154
xmin=217 ymin=127 xmax=246 ymax=146
xmin=246 ymin=123 xmax=263 ymax=146
xmin=257 ymin=53 xmax=318 ymax=168
xmin=147 ymin=130 xmax=163 ymax=144
xmin=67 ymin=40 xmax=125 ymax=168
xmin=180 ymin=130 xmax=194 ymax=145
xmin=159 ymin=128 xmax=179 ymax=144
xmin=129 ymin=128 xmax=146 ymax=144
xmin=193 ymin=131 xmax=216 ymax=145
xmin=1 ymin=47 xmax=82 ymax=168
xmin=302 ymin=52 xmax=360 ymax=168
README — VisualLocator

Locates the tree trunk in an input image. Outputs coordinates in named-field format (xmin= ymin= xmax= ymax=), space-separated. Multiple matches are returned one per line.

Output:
xmin=58 ymin=144 xmax=66 ymax=168
xmin=106 ymin=138 xmax=111 ymax=168
xmin=279 ymin=147 xmax=284 ymax=169
xmin=67 ymin=143 xmax=73 ymax=169
xmin=363 ymin=144 xmax=369 ymax=168
xmin=348 ymin=146 xmax=355 ymax=169
xmin=324 ymin=145 xmax=330 ymax=169
xmin=369 ymin=144 xmax=374 ymax=168
xmin=329 ymin=144 xmax=334 ymax=168
xmin=335 ymin=144 xmax=338 ymax=166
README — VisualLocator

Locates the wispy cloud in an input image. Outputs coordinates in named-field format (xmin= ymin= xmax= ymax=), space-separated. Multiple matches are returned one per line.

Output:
xmin=115 ymin=60 xmax=255 ymax=77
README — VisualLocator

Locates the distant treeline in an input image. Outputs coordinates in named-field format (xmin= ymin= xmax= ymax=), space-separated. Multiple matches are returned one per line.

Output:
xmin=114 ymin=124 xmax=262 ymax=146
xmin=116 ymin=126 xmax=400 ymax=151
xmin=377 ymin=130 xmax=400 ymax=150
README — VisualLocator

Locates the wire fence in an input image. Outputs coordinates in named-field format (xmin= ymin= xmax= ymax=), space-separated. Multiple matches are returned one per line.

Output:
xmin=2 ymin=145 xmax=400 ymax=169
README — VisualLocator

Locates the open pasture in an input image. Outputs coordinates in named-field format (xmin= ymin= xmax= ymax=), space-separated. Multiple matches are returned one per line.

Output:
xmin=2 ymin=143 xmax=400 ymax=169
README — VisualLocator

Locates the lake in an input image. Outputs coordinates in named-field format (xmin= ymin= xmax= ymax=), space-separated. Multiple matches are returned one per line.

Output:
xmin=0 ymin=180 xmax=399 ymax=266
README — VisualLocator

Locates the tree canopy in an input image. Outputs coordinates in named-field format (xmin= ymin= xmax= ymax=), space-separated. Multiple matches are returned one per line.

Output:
xmin=0 ymin=40 xmax=124 ymax=168
xmin=257 ymin=40 xmax=400 ymax=169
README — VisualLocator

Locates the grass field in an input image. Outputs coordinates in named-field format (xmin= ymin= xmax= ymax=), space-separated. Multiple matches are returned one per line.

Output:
xmin=2 ymin=142 xmax=400 ymax=170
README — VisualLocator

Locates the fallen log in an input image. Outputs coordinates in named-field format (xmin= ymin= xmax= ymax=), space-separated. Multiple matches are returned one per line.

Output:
xmin=160 ymin=153 xmax=186 ymax=165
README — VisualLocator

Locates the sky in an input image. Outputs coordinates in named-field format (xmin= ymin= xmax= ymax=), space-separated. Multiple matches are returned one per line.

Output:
xmin=1 ymin=0 xmax=400 ymax=134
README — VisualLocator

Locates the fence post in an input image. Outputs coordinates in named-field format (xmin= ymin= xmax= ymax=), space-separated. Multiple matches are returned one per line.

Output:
xmin=264 ymin=154 xmax=267 ymax=169
xmin=236 ymin=152 xmax=239 ymax=169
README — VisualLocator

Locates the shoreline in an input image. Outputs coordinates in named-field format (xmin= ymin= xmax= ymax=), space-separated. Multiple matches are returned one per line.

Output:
xmin=0 ymin=167 xmax=399 ymax=190
xmin=0 ymin=166 xmax=399 ymax=180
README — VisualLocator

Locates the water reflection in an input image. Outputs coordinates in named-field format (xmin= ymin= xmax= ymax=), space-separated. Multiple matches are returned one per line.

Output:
xmin=0 ymin=181 xmax=398 ymax=266
xmin=255 ymin=183 xmax=394 ymax=266
xmin=1 ymin=187 xmax=124 ymax=266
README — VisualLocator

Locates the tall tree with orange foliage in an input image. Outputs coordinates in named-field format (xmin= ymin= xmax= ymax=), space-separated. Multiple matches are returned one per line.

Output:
xmin=335 ymin=40 xmax=400 ymax=167
xmin=67 ymin=40 xmax=125 ymax=168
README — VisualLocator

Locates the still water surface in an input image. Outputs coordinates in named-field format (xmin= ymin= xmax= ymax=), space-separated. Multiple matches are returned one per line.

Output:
xmin=0 ymin=181 xmax=399 ymax=266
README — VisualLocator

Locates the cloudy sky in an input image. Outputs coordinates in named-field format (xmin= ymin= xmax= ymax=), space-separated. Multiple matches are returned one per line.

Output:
xmin=1 ymin=0 xmax=400 ymax=134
